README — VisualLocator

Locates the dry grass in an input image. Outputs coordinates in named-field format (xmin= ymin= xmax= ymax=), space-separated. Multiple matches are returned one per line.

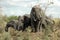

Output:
xmin=0 ymin=18 xmax=60 ymax=40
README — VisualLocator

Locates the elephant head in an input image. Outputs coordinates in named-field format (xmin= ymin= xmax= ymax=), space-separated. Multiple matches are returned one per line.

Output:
xmin=31 ymin=5 xmax=45 ymax=21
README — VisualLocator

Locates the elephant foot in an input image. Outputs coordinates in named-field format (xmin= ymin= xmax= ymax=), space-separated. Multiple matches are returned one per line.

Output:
xmin=34 ymin=30 xmax=37 ymax=33
xmin=31 ymin=30 xmax=37 ymax=33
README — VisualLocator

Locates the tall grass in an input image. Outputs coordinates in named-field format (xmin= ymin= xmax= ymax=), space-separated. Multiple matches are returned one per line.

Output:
xmin=0 ymin=15 xmax=60 ymax=40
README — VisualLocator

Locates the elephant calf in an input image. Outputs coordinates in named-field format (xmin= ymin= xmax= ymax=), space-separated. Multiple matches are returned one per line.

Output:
xmin=5 ymin=20 xmax=23 ymax=32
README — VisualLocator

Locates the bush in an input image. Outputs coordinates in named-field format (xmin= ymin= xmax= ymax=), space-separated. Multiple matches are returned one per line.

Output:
xmin=7 ymin=16 xmax=18 ymax=22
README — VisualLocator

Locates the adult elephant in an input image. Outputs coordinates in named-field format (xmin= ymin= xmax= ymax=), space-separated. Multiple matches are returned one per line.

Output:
xmin=30 ymin=5 xmax=46 ymax=32
xmin=30 ymin=5 xmax=55 ymax=32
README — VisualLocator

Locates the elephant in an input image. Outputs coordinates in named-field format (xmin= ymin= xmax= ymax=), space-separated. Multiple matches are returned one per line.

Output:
xmin=30 ymin=5 xmax=55 ymax=32
xmin=5 ymin=18 xmax=23 ymax=32
xmin=5 ymin=20 xmax=17 ymax=32
xmin=22 ymin=14 xmax=31 ymax=32
xmin=30 ymin=5 xmax=45 ymax=32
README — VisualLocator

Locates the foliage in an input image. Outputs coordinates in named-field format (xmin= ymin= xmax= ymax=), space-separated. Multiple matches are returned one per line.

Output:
xmin=7 ymin=16 xmax=18 ymax=22
xmin=0 ymin=15 xmax=60 ymax=40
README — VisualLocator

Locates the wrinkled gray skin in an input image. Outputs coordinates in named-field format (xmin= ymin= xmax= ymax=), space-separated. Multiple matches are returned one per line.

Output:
xmin=30 ymin=5 xmax=55 ymax=32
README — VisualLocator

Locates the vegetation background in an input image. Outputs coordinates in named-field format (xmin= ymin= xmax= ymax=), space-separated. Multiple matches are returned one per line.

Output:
xmin=0 ymin=14 xmax=60 ymax=40
xmin=0 ymin=0 xmax=60 ymax=40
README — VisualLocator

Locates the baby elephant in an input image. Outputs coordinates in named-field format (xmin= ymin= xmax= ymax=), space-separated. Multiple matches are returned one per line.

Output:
xmin=5 ymin=20 xmax=23 ymax=32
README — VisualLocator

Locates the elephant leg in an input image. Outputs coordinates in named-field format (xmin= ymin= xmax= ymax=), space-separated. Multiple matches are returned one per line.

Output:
xmin=14 ymin=24 xmax=16 ymax=31
xmin=5 ymin=27 xmax=8 ymax=32
xmin=31 ymin=20 xmax=35 ymax=32
xmin=17 ymin=25 xmax=22 ymax=31
xmin=31 ymin=23 xmax=34 ymax=32
xmin=5 ymin=25 xmax=10 ymax=32
xmin=37 ymin=21 xmax=40 ymax=32
xmin=18 ymin=26 xmax=20 ymax=31
xmin=22 ymin=27 xmax=25 ymax=32
xmin=22 ymin=25 xmax=26 ymax=32
xmin=34 ymin=26 xmax=37 ymax=32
